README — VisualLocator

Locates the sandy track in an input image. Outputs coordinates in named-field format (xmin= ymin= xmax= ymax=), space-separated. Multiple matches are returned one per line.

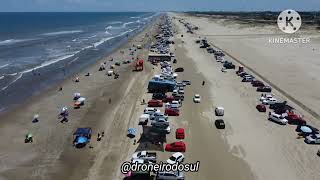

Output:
xmin=171 ymin=14 xmax=320 ymax=180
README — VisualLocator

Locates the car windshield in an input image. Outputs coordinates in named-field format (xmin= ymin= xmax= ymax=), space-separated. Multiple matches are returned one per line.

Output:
xmin=169 ymin=156 xmax=176 ymax=161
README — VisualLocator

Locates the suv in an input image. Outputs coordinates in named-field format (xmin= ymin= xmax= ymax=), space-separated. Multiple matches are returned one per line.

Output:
xmin=156 ymin=171 xmax=184 ymax=180
xmin=268 ymin=112 xmax=288 ymax=125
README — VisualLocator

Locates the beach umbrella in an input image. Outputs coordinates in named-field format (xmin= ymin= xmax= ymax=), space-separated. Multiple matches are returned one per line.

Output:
xmin=300 ymin=126 xmax=312 ymax=133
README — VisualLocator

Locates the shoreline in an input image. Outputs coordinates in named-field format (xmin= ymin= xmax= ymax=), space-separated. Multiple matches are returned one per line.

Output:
xmin=0 ymin=15 xmax=155 ymax=113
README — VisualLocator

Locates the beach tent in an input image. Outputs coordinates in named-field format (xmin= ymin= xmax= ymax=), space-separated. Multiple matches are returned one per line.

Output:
xmin=127 ymin=128 xmax=137 ymax=138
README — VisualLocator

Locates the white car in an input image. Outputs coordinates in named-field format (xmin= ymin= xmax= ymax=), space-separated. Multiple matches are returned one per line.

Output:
xmin=305 ymin=134 xmax=320 ymax=144
xmin=166 ymin=152 xmax=185 ymax=164
xmin=268 ymin=112 xmax=288 ymax=125
xmin=172 ymin=89 xmax=178 ymax=96
xmin=144 ymin=108 xmax=160 ymax=115
xmin=178 ymin=90 xmax=184 ymax=95
xmin=262 ymin=98 xmax=278 ymax=105
xmin=259 ymin=94 xmax=273 ymax=102
xmin=193 ymin=94 xmax=201 ymax=103
xmin=215 ymin=107 xmax=224 ymax=116
xmin=171 ymin=101 xmax=181 ymax=107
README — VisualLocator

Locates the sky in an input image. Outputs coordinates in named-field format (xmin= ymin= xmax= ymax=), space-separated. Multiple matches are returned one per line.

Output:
xmin=0 ymin=0 xmax=319 ymax=12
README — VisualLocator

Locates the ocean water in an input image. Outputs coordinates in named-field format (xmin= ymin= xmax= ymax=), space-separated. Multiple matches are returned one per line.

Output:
xmin=0 ymin=12 xmax=157 ymax=111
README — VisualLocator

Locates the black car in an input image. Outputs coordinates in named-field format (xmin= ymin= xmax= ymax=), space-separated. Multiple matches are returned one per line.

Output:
xmin=215 ymin=119 xmax=225 ymax=129
xmin=257 ymin=86 xmax=272 ymax=92
xmin=175 ymin=67 xmax=184 ymax=72
xmin=200 ymin=43 xmax=210 ymax=48
xmin=223 ymin=62 xmax=235 ymax=69
xmin=152 ymin=93 xmax=167 ymax=100
xmin=173 ymin=94 xmax=184 ymax=101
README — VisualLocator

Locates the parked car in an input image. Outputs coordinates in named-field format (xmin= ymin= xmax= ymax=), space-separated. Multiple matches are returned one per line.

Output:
xmin=176 ymin=128 xmax=185 ymax=139
xmin=215 ymin=119 xmax=225 ymax=129
xmin=178 ymin=89 xmax=184 ymax=95
xmin=156 ymin=171 xmax=184 ymax=180
xmin=166 ymin=152 xmax=185 ymax=164
xmin=175 ymin=67 xmax=184 ymax=72
xmin=163 ymin=95 xmax=175 ymax=103
xmin=132 ymin=151 xmax=157 ymax=163
xmin=242 ymin=76 xmax=253 ymax=82
xmin=262 ymin=98 xmax=278 ymax=105
xmin=215 ymin=107 xmax=224 ymax=116
xmin=257 ymin=86 xmax=272 ymax=92
xmin=207 ymin=47 xmax=215 ymax=53
xmin=182 ymin=80 xmax=191 ymax=85
xmin=305 ymin=134 xmax=320 ymax=144
xmin=148 ymin=100 xmax=163 ymax=107
xmin=251 ymin=80 xmax=264 ymax=87
xmin=256 ymin=104 xmax=266 ymax=112
xmin=150 ymin=112 xmax=168 ymax=120
xmin=223 ymin=61 xmax=235 ymax=69
xmin=259 ymin=94 xmax=274 ymax=102
xmin=296 ymin=125 xmax=319 ymax=135
xmin=139 ymin=114 xmax=150 ymax=125
xmin=214 ymin=50 xmax=224 ymax=56
xmin=153 ymin=93 xmax=167 ymax=100
xmin=165 ymin=141 xmax=186 ymax=152
xmin=144 ymin=107 xmax=160 ymax=115
xmin=165 ymin=108 xmax=180 ymax=116
xmin=173 ymin=94 xmax=184 ymax=101
xmin=193 ymin=94 xmax=201 ymax=103
xmin=268 ymin=112 xmax=288 ymax=125
xmin=285 ymin=112 xmax=306 ymax=125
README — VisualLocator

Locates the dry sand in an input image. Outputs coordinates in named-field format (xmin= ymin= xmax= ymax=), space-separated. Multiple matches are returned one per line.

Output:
xmin=0 ymin=17 xmax=161 ymax=180
xmin=171 ymin=13 xmax=320 ymax=180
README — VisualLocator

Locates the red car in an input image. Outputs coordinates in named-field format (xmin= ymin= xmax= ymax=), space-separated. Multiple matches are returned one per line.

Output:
xmin=148 ymin=99 xmax=163 ymax=107
xmin=163 ymin=95 xmax=175 ymax=103
xmin=165 ymin=108 xmax=180 ymax=116
xmin=176 ymin=128 xmax=185 ymax=139
xmin=165 ymin=141 xmax=186 ymax=152
xmin=251 ymin=80 xmax=264 ymax=87
xmin=286 ymin=112 xmax=307 ymax=125
xmin=256 ymin=104 xmax=266 ymax=112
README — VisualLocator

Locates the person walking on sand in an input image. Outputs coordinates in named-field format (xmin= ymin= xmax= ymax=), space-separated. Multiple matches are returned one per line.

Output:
xmin=109 ymin=98 xmax=112 ymax=104
xmin=202 ymin=80 xmax=205 ymax=86
xmin=97 ymin=133 xmax=102 ymax=141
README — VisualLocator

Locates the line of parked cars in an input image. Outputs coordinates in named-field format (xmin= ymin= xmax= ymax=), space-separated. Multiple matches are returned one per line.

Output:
xmin=129 ymin=18 xmax=189 ymax=178
xmin=231 ymin=59 xmax=320 ymax=151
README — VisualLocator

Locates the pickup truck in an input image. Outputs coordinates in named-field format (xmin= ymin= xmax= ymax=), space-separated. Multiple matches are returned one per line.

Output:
xmin=132 ymin=151 xmax=157 ymax=163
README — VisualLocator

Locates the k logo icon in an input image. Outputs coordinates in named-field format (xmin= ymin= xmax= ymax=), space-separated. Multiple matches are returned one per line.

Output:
xmin=277 ymin=9 xmax=302 ymax=34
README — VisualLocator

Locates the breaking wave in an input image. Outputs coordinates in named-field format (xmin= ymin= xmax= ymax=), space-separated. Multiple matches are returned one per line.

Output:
xmin=41 ymin=30 xmax=83 ymax=36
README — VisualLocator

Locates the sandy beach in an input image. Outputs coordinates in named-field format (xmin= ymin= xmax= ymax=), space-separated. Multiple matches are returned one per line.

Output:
xmin=170 ymin=13 xmax=320 ymax=180
xmin=1 ymin=11 xmax=320 ymax=180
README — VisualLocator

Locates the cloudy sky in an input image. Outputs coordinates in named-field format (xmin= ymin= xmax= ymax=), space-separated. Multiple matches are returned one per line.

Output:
xmin=0 ymin=0 xmax=319 ymax=12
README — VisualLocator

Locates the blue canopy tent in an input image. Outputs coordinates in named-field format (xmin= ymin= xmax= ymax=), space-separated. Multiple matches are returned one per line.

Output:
xmin=127 ymin=128 xmax=137 ymax=138
xmin=73 ymin=127 xmax=92 ymax=148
